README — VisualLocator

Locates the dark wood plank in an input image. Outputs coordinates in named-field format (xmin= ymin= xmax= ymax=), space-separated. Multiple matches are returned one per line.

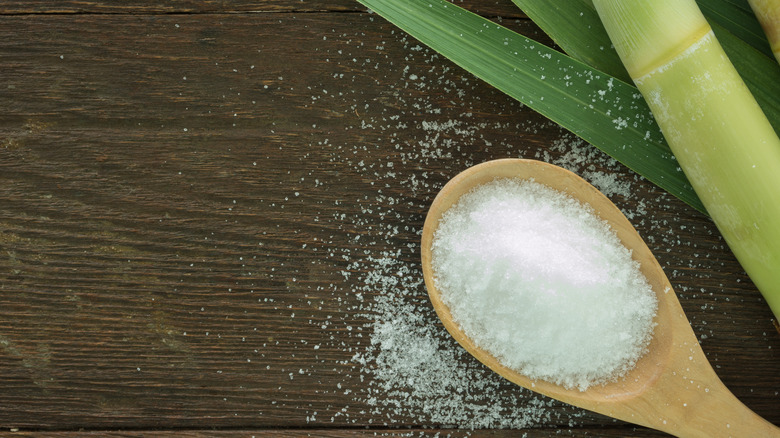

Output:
xmin=0 ymin=428 xmax=667 ymax=437
xmin=0 ymin=0 xmax=525 ymax=17
xmin=0 ymin=1 xmax=777 ymax=436
xmin=0 ymin=1 xmax=358 ymax=14
xmin=0 ymin=9 xmax=588 ymax=432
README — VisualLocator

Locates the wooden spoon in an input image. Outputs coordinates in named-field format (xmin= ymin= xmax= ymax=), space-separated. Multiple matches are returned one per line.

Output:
xmin=421 ymin=158 xmax=779 ymax=438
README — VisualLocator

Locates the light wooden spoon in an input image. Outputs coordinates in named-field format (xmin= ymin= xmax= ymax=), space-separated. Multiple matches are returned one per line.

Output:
xmin=421 ymin=158 xmax=779 ymax=438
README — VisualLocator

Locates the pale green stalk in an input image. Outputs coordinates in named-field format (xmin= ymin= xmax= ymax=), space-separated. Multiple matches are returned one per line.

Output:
xmin=594 ymin=0 xmax=780 ymax=321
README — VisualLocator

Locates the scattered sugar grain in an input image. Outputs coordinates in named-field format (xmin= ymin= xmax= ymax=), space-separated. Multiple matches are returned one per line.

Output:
xmin=432 ymin=178 xmax=658 ymax=391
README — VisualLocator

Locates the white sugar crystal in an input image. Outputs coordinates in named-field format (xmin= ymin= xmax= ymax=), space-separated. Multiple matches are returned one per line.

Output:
xmin=431 ymin=178 xmax=657 ymax=391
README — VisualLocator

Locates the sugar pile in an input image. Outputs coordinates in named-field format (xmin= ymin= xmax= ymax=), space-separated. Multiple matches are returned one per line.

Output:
xmin=303 ymin=19 xmax=713 ymax=428
xmin=431 ymin=178 xmax=658 ymax=391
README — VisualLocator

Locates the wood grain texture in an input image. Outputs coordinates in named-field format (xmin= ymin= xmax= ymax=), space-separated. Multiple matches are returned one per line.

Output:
xmin=0 ymin=1 xmax=359 ymax=14
xmin=0 ymin=0 xmax=525 ymax=17
xmin=0 ymin=1 xmax=777 ymax=436
xmin=0 ymin=428 xmax=667 ymax=437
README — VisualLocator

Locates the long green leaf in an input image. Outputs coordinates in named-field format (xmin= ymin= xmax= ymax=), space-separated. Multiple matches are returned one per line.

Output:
xmin=356 ymin=0 xmax=705 ymax=213
xmin=511 ymin=0 xmax=631 ymax=83
xmin=698 ymin=0 xmax=774 ymax=58
xmin=513 ymin=0 xmax=780 ymax=135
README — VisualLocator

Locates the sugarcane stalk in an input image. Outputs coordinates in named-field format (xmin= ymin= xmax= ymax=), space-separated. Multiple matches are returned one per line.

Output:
xmin=593 ymin=0 xmax=780 ymax=323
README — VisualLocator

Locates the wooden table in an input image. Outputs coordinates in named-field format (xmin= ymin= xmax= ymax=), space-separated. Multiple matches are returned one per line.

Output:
xmin=1 ymin=1 xmax=777 ymax=436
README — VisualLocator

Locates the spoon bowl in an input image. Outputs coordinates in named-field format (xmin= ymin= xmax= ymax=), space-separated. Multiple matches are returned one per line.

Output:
xmin=421 ymin=159 xmax=778 ymax=438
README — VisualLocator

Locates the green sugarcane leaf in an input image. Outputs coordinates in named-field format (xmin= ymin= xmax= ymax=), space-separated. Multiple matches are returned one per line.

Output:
xmin=510 ymin=0 xmax=631 ymax=83
xmin=512 ymin=0 xmax=780 ymax=135
xmin=356 ymin=0 xmax=706 ymax=213
xmin=698 ymin=0 xmax=774 ymax=58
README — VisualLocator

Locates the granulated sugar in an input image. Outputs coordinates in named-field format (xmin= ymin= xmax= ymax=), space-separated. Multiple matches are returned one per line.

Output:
xmin=350 ymin=254 xmax=560 ymax=428
xmin=431 ymin=179 xmax=658 ymax=391
xmin=302 ymin=20 xmax=729 ymax=428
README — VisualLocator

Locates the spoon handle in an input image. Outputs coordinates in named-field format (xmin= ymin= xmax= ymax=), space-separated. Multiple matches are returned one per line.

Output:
xmin=636 ymin=337 xmax=780 ymax=438
xmin=667 ymin=382 xmax=779 ymax=438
